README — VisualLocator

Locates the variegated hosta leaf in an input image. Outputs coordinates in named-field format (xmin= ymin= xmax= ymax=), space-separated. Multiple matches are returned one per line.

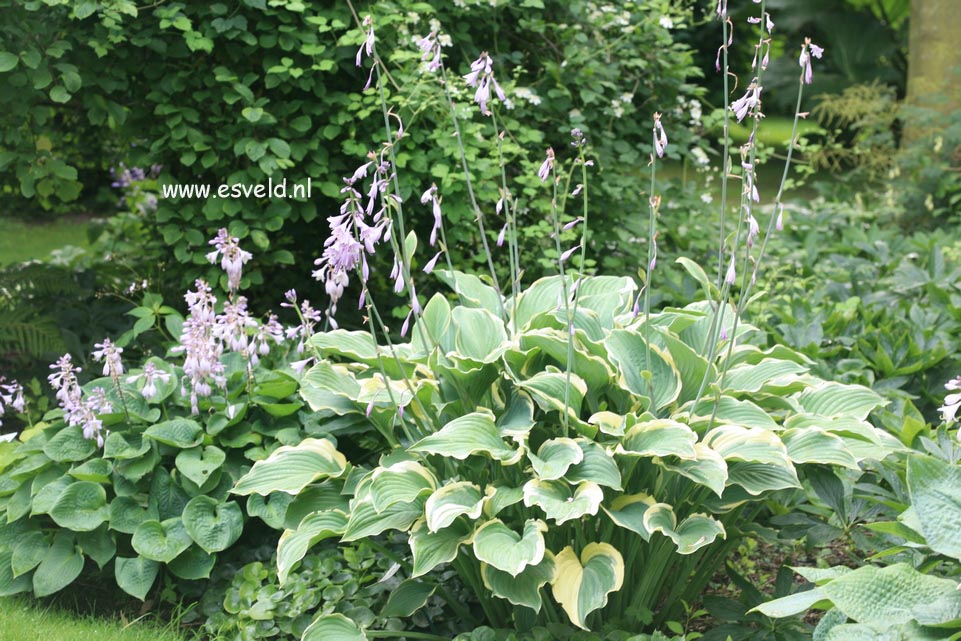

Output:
xmin=409 ymin=411 xmax=521 ymax=464
xmin=784 ymin=414 xmax=895 ymax=462
xmin=781 ymin=428 xmax=860 ymax=469
xmin=409 ymin=517 xmax=474 ymax=578
xmin=425 ymin=482 xmax=484 ymax=533
xmin=302 ymin=613 xmax=367 ymax=641
xmin=516 ymin=371 xmax=587 ymax=420
xmin=603 ymin=493 xmax=659 ymax=541
xmin=341 ymin=497 xmax=424 ymax=542
xmin=434 ymin=269 xmax=502 ymax=312
xmin=483 ymin=484 xmax=524 ymax=518
xmin=605 ymin=330 xmax=682 ymax=410
xmin=727 ymin=461 xmax=801 ymax=495
xmin=411 ymin=293 xmax=452 ymax=355
xmin=687 ymin=396 xmax=778 ymax=431
xmin=369 ymin=461 xmax=436 ymax=512
xmin=519 ymin=328 xmax=614 ymax=389
xmin=907 ymin=454 xmax=961 ymax=562
xmin=513 ymin=275 xmax=574 ymax=330
xmin=703 ymin=425 xmax=792 ymax=467
xmin=276 ymin=509 xmax=347 ymax=584
xmin=523 ymin=480 xmax=603 ymax=525
xmin=473 ymin=519 xmax=547 ymax=577
xmin=551 ymin=543 xmax=625 ymax=630
xmin=658 ymin=443 xmax=728 ymax=497
xmin=794 ymin=382 xmax=886 ymax=420
xmin=482 ymin=553 xmax=556 ymax=612
xmin=232 ymin=438 xmax=347 ymax=496
xmin=451 ymin=306 xmax=508 ymax=363
xmin=589 ymin=411 xmax=627 ymax=437
xmin=497 ymin=394 xmax=536 ymax=441
xmin=723 ymin=359 xmax=808 ymax=394
xmin=300 ymin=361 xmax=362 ymax=414
xmin=563 ymin=439 xmax=622 ymax=490
xmin=642 ymin=505 xmax=726 ymax=554
xmin=529 ymin=438 xmax=583 ymax=480
xmin=618 ymin=419 xmax=697 ymax=459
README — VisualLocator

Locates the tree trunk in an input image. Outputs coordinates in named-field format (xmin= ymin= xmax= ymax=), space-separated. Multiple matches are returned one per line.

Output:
xmin=904 ymin=0 xmax=961 ymax=143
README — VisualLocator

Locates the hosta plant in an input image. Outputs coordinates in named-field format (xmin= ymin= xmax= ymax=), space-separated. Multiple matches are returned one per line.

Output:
xmin=235 ymin=268 xmax=899 ymax=634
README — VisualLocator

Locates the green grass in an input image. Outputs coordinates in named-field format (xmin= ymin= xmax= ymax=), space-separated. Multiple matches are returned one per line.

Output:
xmin=0 ymin=217 xmax=91 ymax=266
xmin=0 ymin=598 xmax=195 ymax=641
xmin=727 ymin=114 xmax=823 ymax=147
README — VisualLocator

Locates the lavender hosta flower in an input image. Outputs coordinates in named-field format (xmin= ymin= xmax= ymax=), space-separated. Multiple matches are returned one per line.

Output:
xmin=653 ymin=113 xmax=668 ymax=158
xmin=126 ymin=362 xmax=171 ymax=402
xmin=214 ymin=296 xmax=258 ymax=354
xmin=356 ymin=14 xmax=374 ymax=68
xmin=538 ymin=148 xmax=555 ymax=182
xmin=798 ymin=38 xmax=824 ymax=85
xmin=48 ymin=354 xmax=82 ymax=409
xmin=284 ymin=297 xmax=322 ymax=354
xmin=725 ymin=255 xmax=737 ymax=285
xmin=416 ymin=31 xmax=442 ymax=72
xmin=941 ymin=376 xmax=961 ymax=424
xmin=0 ymin=378 xmax=25 ymax=428
xmin=92 ymin=338 xmax=124 ymax=378
xmin=420 ymin=184 xmax=443 ymax=247
xmin=423 ymin=251 xmax=443 ymax=274
xmin=250 ymin=314 xmax=285 ymax=366
xmin=496 ymin=223 xmax=508 ymax=247
xmin=730 ymin=84 xmax=762 ymax=122
xmin=206 ymin=228 xmax=253 ymax=292
xmin=463 ymin=52 xmax=506 ymax=116
xmin=175 ymin=280 xmax=226 ymax=414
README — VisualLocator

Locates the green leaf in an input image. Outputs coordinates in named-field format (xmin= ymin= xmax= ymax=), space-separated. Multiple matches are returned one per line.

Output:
xmin=11 ymin=532 xmax=47 ymax=577
xmin=381 ymin=579 xmax=436 ymax=617
xmin=425 ymin=482 xmax=484 ymax=533
xmin=704 ymin=425 xmax=792 ymax=467
xmin=144 ymin=418 xmax=203 ymax=448
xmin=434 ymin=270 xmax=502 ymax=312
xmin=181 ymin=496 xmax=243 ymax=553
xmin=619 ymin=419 xmax=697 ymax=459
xmin=32 ymin=531 xmax=83 ymax=597
xmin=175 ymin=446 xmax=226 ymax=487
xmin=603 ymin=493 xmax=658 ymax=540
xmin=232 ymin=438 xmax=347 ymax=495
xmin=727 ymin=462 xmax=800 ymax=495
xmin=49 ymin=481 xmax=109 ymax=531
xmin=529 ymin=438 xmax=583 ymax=480
xmin=550 ymin=543 xmax=624 ymax=630
xmin=516 ymin=371 xmax=587 ymax=421
xmin=472 ymin=519 xmax=547 ymax=577
xmin=411 ymin=294 xmax=451 ymax=354
xmin=68 ymin=458 xmax=112 ymax=483
xmin=309 ymin=330 xmax=378 ymax=362
xmin=605 ymin=330 xmax=681 ymax=410
xmin=0 ymin=52 xmax=19 ymax=72
xmin=77 ymin=525 xmax=115 ymax=569
xmin=370 ymin=461 xmax=436 ymax=512
xmin=103 ymin=431 xmax=150 ymax=459
xmin=114 ymin=556 xmax=159 ymax=601
xmin=302 ymin=614 xmax=367 ymax=641
xmin=514 ymin=276 xmax=572 ymax=330
xmin=482 ymin=554 xmax=556 ymax=612
xmin=167 ymin=545 xmax=215 ymax=580
xmin=109 ymin=496 xmax=156 ymax=534
xmin=659 ymin=443 xmax=728 ymax=496
xmin=277 ymin=510 xmax=347 ymax=585
xmin=131 ymin=518 xmax=192 ymax=563
xmin=754 ymin=586 xmax=828 ymax=618
xmin=409 ymin=411 xmax=520 ymax=463
xmin=519 ymin=329 xmax=613 ymax=390
xmin=643 ymin=506 xmax=726 ymax=554
xmin=409 ymin=517 xmax=472 ymax=577
xmin=242 ymin=106 xmax=264 ymax=122
xmin=49 ymin=85 xmax=71 ymax=103
xmin=723 ymin=360 xmax=807 ymax=394
xmin=341 ymin=498 xmax=423 ymax=542
xmin=0 ymin=550 xmax=32 ymax=596
xmin=43 ymin=426 xmax=97 ymax=462
xmin=451 ymin=306 xmax=508 ymax=363
xmin=907 ymin=454 xmax=961 ymax=562
xmin=523 ymin=480 xmax=603 ymax=525
xmin=245 ymin=492 xmax=294 ymax=529
xmin=782 ymin=429 xmax=860 ymax=469
xmin=564 ymin=440 xmax=622 ymax=490
xmin=795 ymin=382 xmax=885 ymax=420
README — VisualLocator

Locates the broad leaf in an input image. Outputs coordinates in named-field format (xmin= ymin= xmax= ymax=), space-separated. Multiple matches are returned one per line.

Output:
xmin=49 ymin=481 xmax=109 ymax=531
xmin=131 ymin=518 xmax=192 ymax=563
xmin=232 ymin=438 xmax=347 ymax=495
xmin=181 ymin=496 xmax=243 ymax=553
xmin=523 ymin=480 xmax=603 ymax=525
xmin=473 ymin=519 xmax=547 ymax=577
xmin=619 ymin=419 xmax=697 ymax=459
xmin=551 ymin=543 xmax=624 ymax=629
xmin=605 ymin=330 xmax=681 ymax=410
xmin=32 ymin=531 xmax=83 ymax=597
xmin=382 ymin=579 xmax=436 ymax=618
xmin=409 ymin=411 xmax=520 ymax=463
xmin=175 ymin=446 xmax=226 ymax=487
xmin=425 ymin=482 xmax=484 ymax=533
xmin=370 ymin=461 xmax=436 ymax=512
xmin=277 ymin=510 xmax=348 ymax=584
xmin=482 ymin=553 xmax=556 ymax=612
xmin=907 ymin=455 xmax=961 ymax=562
xmin=143 ymin=418 xmax=203 ymax=448
xmin=303 ymin=613 xmax=368 ymax=641
xmin=529 ymin=438 xmax=583 ymax=480
xmin=409 ymin=517 xmax=473 ymax=578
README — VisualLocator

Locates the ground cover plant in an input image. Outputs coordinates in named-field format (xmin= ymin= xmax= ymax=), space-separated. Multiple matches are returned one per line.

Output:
xmin=2 ymin=1 xmax=960 ymax=641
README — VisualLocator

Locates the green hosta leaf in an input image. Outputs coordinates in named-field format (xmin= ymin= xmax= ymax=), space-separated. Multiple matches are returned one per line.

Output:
xmin=551 ymin=543 xmax=624 ymax=630
xmin=473 ymin=519 xmax=547 ymax=577
xmin=435 ymin=269 xmax=502 ymax=312
xmin=753 ymin=586 xmax=829 ymax=618
xmin=309 ymin=330 xmax=379 ymax=362
xmin=382 ymin=579 xmax=436 ymax=617
xmin=232 ymin=438 xmax=347 ymax=495
xmin=795 ymin=382 xmax=885 ymax=420
xmin=451 ymin=306 xmax=508 ymax=363
xmin=520 ymin=328 xmax=614 ymax=389
xmin=110 ymin=496 xmax=157 ymax=534
xmin=643 ymin=505 xmax=726 ymax=554
xmin=690 ymin=396 xmax=778 ymax=430
xmin=529 ymin=438 xmax=583 ymax=480
xmin=277 ymin=509 xmax=348 ymax=584
xmin=0 ymin=550 xmax=32 ymax=596
xmin=411 ymin=293 xmax=452 ymax=354
xmin=30 ymin=474 xmax=73 ymax=515
xmin=659 ymin=330 xmax=714 ymax=404
xmin=704 ymin=425 xmax=792 ymax=466
xmin=32 ymin=531 xmax=83 ymax=597
xmin=410 ymin=517 xmax=473 ymax=578
xmin=167 ymin=545 xmax=215 ymax=580
xmin=907 ymin=455 xmax=961 ymax=562
xmin=723 ymin=360 xmax=807 ymax=394
xmin=43 ymin=426 xmax=97 ymax=462
xmin=497 ymin=393 xmax=536 ymax=440
xmin=341 ymin=497 xmax=424 ymax=542
xmin=299 ymin=360 xmax=362 ymax=414
xmin=11 ymin=532 xmax=47 ymax=577
xmin=523 ymin=480 xmax=603 ymax=525
xmin=483 ymin=484 xmax=525 ymax=518
xmin=103 ymin=431 xmax=150 ymax=459
xmin=370 ymin=461 xmax=436 ymax=512
xmin=564 ymin=440 xmax=622 ymax=490
xmin=144 ymin=418 xmax=203 ymax=448
xmin=589 ymin=411 xmax=627 ymax=437
xmin=782 ymin=428 xmax=860 ymax=469
xmin=576 ymin=276 xmax=636 ymax=327
xmin=482 ymin=553 xmax=556 ymax=612
xmin=303 ymin=613 xmax=367 ymax=641
xmin=728 ymin=462 xmax=800 ymax=495
xmin=659 ymin=443 xmax=728 ymax=497
xmin=115 ymin=556 xmax=159 ymax=601
xmin=68 ymin=458 xmax=112 ymax=483
xmin=409 ymin=411 xmax=520 ymax=463
xmin=425 ymin=482 xmax=484 ymax=533
xmin=182 ymin=496 xmax=243 ymax=553
xmin=131 ymin=518 xmax=192 ymax=562
xmin=603 ymin=493 xmax=658 ymax=540
xmin=245 ymin=492 xmax=294 ymax=529
xmin=513 ymin=276 xmax=572 ymax=330
xmin=175 ymin=446 xmax=226 ymax=487
xmin=149 ymin=467 xmax=190 ymax=520
xmin=49 ymin=481 xmax=109 ymax=531
xmin=619 ymin=419 xmax=697 ymax=459
xmin=516 ymin=371 xmax=587 ymax=420
xmin=77 ymin=526 xmax=115 ymax=569
xmin=605 ymin=330 xmax=681 ymax=410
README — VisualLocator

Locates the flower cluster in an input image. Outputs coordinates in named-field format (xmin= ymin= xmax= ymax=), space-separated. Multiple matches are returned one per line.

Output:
xmin=463 ymin=52 xmax=506 ymax=116
xmin=941 ymin=376 xmax=961 ymax=425
xmin=47 ymin=354 xmax=110 ymax=447
xmin=207 ymin=228 xmax=253 ymax=292
xmin=92 ymin=338 xmax=124 ymax=378
xmin=126 ymin=362 xmax=171 ymax=402
xmin=174 ymin=279 xmax=227 ymax=413
xmin=0 ymin=377 xmax=25 ymax=428
xmin=798 ymin=38 xmax=824 ymax=85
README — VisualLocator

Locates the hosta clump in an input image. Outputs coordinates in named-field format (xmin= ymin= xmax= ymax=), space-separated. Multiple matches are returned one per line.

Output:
xmin=235 ymin=269 xmax=899 ymax=634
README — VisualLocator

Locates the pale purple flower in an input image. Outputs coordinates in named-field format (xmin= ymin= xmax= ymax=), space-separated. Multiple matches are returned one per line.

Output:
xmin=725 ymin=256 xmax=737 ymax=285
xmin=356 ymin=15 xmax=374 ymax=67
xmin=92 ymin=338 xmax=124 ymax=378
xmin=0 ymin=378 xmax=25 ymax=428
xmin=48 ymin=354 xmax=82 ymax=410
xmin=560 ymin=245 xmax=580 ymax=263
xmin=250 ymin=314 xmax=284 ymax=366
xmin=653 ymin=113 xmax=668 ymax=158
xmin=416 ymin=32 xmax=442 ymax=72
xmin=776 ymin=210 xmax=784 ymax=231
xmin=538 ymin=148 xmax=555 ymax=182
xmin=207 ymin=228 xmax=253 ymax=292
xmin=214 ymin=296 xmax=258 ymax=354
xmin=497 ymin=223 xmax=508 ymax=247
xmin=173 ymin=280 xmax=226 ymax=414
xmin=730 ymin=84 xmax=762 ymax=122
xmin=423 ymin=251 xmax=442 ymax=274
xmin=126 ymin=362 xmax=171 ymax=402
xmin=420 ymin=184 xmax=443 ymax=247
xmin=463 ymin=52 xmax=506 ymax=116
xmin=940 ymin=376 xmax=961 ymax=424
xmin=799 ymin=39 xmax=824 ymax=85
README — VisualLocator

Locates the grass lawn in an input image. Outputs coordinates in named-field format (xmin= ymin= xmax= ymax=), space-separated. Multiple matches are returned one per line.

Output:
xmin=0 ymin=598 xmax=194 ymax=641
xmin=0 ymin=216 xmax=91 ymax=266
